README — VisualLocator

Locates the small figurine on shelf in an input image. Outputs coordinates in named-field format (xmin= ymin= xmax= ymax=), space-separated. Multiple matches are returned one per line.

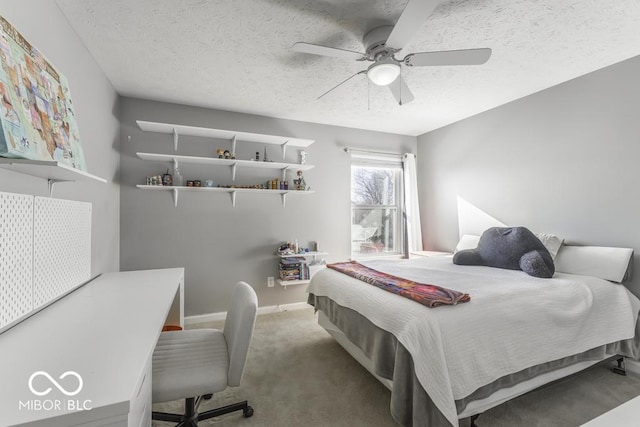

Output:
xmin=299 ymin=150 xmax=307 ymax=165
xmin=217 ymin=149 xmax=224 ymax=159
xmin=162 ymin=169 xmax=172 ymax=186
xmin=263 ymin=146 xmax=270 ymax=162
xmin=293 ymin=170 xmax=307 ymax=190
xmin=224 ymin=150 xmax=231 ymax=159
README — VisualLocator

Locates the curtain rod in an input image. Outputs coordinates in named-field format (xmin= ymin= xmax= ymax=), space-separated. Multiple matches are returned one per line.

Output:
xmin=343 ymin=147 xmax=411 ymax=157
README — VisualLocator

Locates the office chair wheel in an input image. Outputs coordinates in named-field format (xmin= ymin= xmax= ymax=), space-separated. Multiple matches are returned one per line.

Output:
xmin=243 ymin=405 xmax=254 ymax=418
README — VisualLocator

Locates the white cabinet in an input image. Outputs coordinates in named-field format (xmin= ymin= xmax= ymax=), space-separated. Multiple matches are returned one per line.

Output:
xmin=135 ymin=121 xmax=315 ymax=207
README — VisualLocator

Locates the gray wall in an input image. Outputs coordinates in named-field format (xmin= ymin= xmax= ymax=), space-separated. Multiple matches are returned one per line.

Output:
xmin=417 ymin=55 xmax=640 ymax=296
xmin=119 ymin=97 xmax=416 ymax=315
xmin=0 ymin=1 xmax=120 ymax=275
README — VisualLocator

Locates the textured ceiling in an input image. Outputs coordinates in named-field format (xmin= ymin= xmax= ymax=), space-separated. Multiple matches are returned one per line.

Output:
xmin=56 ymin=0 xmax=640 ymax=136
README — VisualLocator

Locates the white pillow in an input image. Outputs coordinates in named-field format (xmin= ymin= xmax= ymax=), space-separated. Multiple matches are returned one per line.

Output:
xmin=535 ymin=233 xmax=564 ymax=262
xmin=555 ymin=245 xmax=633 ymax=283
xmin=455 ymin=235 xmax=480 ymax=252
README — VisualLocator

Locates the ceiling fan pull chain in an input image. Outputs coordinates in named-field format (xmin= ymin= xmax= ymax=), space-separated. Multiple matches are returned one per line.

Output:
xmin=399 ymin=68 xmax=403 ymax=105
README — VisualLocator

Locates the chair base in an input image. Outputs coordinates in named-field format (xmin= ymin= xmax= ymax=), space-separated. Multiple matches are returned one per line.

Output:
xmin=152 ymin=395 xmax=253 ymax=426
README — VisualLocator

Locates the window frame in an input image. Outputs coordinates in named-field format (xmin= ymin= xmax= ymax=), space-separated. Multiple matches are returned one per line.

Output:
xmin=350 ymin=154 xmax=405 ymax=259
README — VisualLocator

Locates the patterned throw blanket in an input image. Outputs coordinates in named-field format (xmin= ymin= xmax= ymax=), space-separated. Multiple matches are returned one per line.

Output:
xmin=327 ymin=261 xmax=470 ymax=308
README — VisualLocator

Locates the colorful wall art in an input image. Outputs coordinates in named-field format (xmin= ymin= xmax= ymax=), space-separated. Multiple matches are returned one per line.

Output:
xmin=0 ymin=15 xmax=86 ymax=171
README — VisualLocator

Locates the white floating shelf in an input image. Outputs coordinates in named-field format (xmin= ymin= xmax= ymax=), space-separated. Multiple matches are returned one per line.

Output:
xmin=277 ymin=279 xmax=310 ymax=287
xmin=0 ymin=158 xmax=107 ymax=195
xmin=137 ymin=152 xmax=313 ymax=179
xmin=137 ymin=120 xmax=314 ymax=155
xmin=137 ymin=185 xmax=313 ymax=208
xmin=277 ymin=251 xmax=328 ymax=258
xmin=0 ymin=158 xmax=107 ymax=182
xmin=137 ymin=151 xmax=312 ymax=182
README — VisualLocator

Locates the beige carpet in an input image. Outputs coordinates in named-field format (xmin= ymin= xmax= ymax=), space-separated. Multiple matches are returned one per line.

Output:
xmin=153 ymin=308 xmax=640 ymax=427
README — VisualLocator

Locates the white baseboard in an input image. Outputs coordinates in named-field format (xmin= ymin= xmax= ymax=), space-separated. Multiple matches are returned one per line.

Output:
xmin=185 ymin=301 xmax=311 ymax=326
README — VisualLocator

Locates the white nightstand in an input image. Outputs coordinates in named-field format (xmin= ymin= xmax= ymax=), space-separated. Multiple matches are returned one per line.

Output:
xmin=410 ymin=250 xmax=452 ymax=258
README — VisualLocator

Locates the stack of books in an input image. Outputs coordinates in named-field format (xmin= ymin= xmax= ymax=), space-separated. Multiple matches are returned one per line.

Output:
xmin=279 ymin=256 xmax=308 ymax=281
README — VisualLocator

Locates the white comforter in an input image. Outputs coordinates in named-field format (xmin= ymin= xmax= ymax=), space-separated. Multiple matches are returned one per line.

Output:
xmin=307 ymin=256 xmax=640 ymax=427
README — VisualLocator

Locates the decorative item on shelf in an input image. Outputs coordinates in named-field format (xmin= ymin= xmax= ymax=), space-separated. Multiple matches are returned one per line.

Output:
xmin=173 ymin=164 xmax=184 ymax=186
xmin=299 ymin=150 xmax=307 ymax=165
xmin=186 ymin=180 xmax=194 ymax=187
xmin=146 ymin=175 xmax=163 ymax=186
xmin=193 ymin=180 xmax=201 ymax=187
xmin=255 ymin=151 xmax=260 ymax=161
xmin=277 ymin=243 xmax=294 ymax=256
xmin=223 ymin=150 xmax=231 ymax=159
xmin=204 ymin=179 xmax=214 ymax=187
xmin=217 ymin=149 xmax=224 ymax=159
xmin=263 ymin=146 xmax=270 ymax=162
xmin=293 ymin=170 xmax=307 ymax=190
xmin=162 ymin=169 xmax=172 ymax=186
xmin=219 ymin=182 xmax=268 ymax=189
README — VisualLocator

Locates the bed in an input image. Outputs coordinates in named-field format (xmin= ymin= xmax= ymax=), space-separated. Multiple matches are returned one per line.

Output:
xmin=307 ymin=250 xmax=640 ymax=427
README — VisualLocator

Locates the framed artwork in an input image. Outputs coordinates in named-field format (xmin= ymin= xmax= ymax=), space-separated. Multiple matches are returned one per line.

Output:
xmin=0 ymin=15 xmax=86 ymax=171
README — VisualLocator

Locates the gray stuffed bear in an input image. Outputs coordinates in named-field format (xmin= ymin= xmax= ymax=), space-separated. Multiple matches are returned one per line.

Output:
xmin=453 ymin=227 xmax=555 ymax=278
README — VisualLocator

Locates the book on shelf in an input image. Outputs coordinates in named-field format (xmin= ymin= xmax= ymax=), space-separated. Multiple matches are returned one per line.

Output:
xmin=279 ymin=256 xmax=308 ymax=281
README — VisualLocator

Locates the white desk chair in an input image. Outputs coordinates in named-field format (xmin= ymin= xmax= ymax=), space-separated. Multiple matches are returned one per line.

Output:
xmin=152 ymin=281 xmax=258 ymax=426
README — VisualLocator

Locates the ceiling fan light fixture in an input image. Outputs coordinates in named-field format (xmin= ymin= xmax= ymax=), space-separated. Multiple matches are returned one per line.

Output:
xmin=367 ymin=60 xmax=401 ymax=86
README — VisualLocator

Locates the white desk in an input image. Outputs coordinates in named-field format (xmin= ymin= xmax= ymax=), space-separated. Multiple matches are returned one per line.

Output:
xmin=0 ymin=268 xmax=184 ymax=427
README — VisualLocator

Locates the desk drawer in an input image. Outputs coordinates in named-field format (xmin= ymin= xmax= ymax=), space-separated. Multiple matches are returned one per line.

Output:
xmin=129 ymin=354 xmax=152 ymax=427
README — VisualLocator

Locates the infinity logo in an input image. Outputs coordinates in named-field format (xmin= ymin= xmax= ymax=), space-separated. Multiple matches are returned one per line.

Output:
xmin=28 ymin=371 xmax=83 ymax=397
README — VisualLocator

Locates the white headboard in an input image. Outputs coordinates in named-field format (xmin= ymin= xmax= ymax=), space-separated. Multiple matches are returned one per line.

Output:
xmin=0 ymin=191 xmax=91 ymax=333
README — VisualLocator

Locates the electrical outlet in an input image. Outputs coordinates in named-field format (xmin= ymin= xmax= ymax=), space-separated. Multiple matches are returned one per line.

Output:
xmin=267 ymin=276 xmax=275 ymax=288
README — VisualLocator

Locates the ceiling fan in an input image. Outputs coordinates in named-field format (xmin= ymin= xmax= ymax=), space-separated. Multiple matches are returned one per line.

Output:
xmin=292 ymin=0 xmax=491 ymax=105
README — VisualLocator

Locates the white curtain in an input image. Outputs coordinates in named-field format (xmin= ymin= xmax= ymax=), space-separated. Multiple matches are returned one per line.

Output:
xmin=402 ymin=153 xmax=423 ymax=255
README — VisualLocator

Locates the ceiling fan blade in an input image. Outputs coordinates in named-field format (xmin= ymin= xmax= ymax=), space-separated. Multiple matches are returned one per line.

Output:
xmin=388 ymin=76 xmax=415 ymax=105
xmin=405 ymin=48 xmax=492 ymax=67
xmin=292 ymin=42 xmax=366 ymax=61
xmin=318 ymin=71 xmax=366 ymax=100
xmin=385 ymin=0 xmax=439 ymax=50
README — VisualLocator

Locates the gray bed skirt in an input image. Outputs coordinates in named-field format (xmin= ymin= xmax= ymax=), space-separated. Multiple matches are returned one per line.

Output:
xmin=308 ymin=293 xmax=640 ymax=427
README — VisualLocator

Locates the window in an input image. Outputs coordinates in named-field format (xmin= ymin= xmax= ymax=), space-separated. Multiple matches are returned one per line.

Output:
xmin=351 ymin=154 xmax=404 ymax=258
